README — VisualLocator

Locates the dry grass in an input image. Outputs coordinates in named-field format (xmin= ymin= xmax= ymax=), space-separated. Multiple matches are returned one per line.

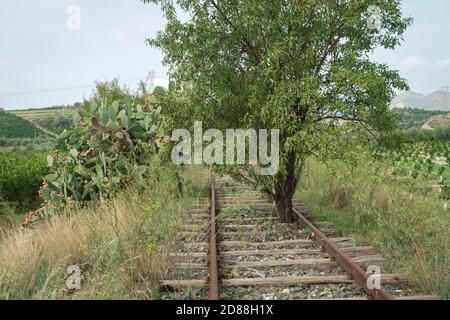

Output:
xmin=0 ymin=162 xmax=209 ymax=300
xmin=296 ymin=154 xmax=450 ymax=299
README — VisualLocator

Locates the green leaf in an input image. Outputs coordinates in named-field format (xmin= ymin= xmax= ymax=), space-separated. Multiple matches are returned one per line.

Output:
xmin=46 ymin=174 xmax=58 ymax=182
xmin=59 ymin=130 xmax=73 ymax=140
xmin=90 ymin=103 xmax=98 ymax=114
xmin=74 ymin=126 xmax=88 ymax=135
xmin=106 ymin=119 xmax=122 ymax=130
xmin=70 ymin=148 xmax=79 ymax=158
xmin=121 ymin=114 xmax=129 ymax=128
xmin=111 ymin=101 xmax=119 ymax=116
xmin=116 ymin=157 xmax=128 ymax=174
xmin=144 ymin=115 xmax=151 ymax=130
xmin=128 ymin=125 xmax=146 ymax=139
xmin=117 ymin=109 xmax=126 ymax=119
xmin=42 ymin=186 xmax=52 ymax=201
xmin=74 ymin=165 xmax=90 ymax=178
xmin=73 ymin=113 xmax=81 ymax=126
xmin=47 ymin=155 xmax=54 ymax=167
xmin=135 ymin=112 xmax=146 ymax=120
xmin=48 ymin=181 xmax=61 ymax=192
xmin=148 ymin=95 xmax=158 ymax=104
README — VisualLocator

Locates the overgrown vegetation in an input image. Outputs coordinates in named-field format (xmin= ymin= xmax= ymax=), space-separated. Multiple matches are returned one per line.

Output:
xmin=371 ymin=141 xmax=450 ymax=204
xmin=0 ymin=152 xmax=48 ymax=206
xmin=148 ymin=0 xmax=412 ymax=222
xmin=400 ymin=125 xmax=450 ymax=143
xmin=296 ymin=152 xmax=450 ymax=299
xmin=0 ymin=161 xmax=208 ymax=299
xmin=0 ymin=0 xmax=447 ymax=302
xmin=0 ymin=74 xmax=212 ymax=299
xmin=25 ymin=80 xmax=168 ymax=224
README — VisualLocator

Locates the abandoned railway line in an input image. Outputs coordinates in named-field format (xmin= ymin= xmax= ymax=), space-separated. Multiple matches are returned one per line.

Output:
xmin=160 ymin=178 xmax=439 ymax=300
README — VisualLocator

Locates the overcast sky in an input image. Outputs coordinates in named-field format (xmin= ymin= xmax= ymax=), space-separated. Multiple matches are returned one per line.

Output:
xmin=0 ymin=0 xmax=449 ymax=110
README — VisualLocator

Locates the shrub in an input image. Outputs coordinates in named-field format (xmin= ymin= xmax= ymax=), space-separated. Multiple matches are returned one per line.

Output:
xmin=0 ymin=152 xmax=48 ymax=205
xmin=435 ymin=125 xmax=450 ymax=141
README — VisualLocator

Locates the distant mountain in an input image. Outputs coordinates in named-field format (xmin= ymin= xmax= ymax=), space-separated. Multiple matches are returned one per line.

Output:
xmin=390 ymin=90 xmax=450 ymax=111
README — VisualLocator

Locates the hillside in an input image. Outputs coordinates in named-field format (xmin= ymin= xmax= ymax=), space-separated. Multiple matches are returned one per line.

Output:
xmin=391 ymin=90 xmax=450 ymax=111
xmin=10 ymin=106 xmax=79 ymax=122
xmin=9 ymin=106 xmax=79 ymax=136
xmin=421 ymin=114 xmax=450 ymax=130
xmin=392 ymin=108 xmax=449 ymax=129
xmin=0 ymin=111 xmax=45 ymax=138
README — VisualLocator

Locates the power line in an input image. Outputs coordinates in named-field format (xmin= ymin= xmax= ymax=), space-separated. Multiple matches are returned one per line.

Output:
xmin=0 ymin=77 xmax=145 ymax=97
xmin=0 ymin=84 xmax=94 ymax=96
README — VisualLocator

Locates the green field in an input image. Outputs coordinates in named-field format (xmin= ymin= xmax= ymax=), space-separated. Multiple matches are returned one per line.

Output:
xmin=9 ymin=106 xmax=79 ymax=122
xmin=0 ymin=110 xmax=56 ymax=153
xmin=8 ymin=106 xmax=79 ymax=136
xmin=0 ymin=111 xmax=45 ymax=138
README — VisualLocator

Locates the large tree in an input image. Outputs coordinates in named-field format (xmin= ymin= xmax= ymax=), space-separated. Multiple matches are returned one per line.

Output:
xmin=145 ymin=0 xmax=411 ymax=222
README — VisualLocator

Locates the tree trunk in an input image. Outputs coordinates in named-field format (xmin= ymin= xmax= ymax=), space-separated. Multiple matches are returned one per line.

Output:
xmin=273 ymin=151 xmax=300 ymax=223
xmin=274 ymin=188 xmax=295 ymax=223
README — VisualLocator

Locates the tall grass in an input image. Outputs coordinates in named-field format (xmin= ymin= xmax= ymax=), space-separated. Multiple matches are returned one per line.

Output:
xmin=296 ymin=153 xmax=450 ymax=299
xmin=0 ymin=161 xmax=209 ymax=299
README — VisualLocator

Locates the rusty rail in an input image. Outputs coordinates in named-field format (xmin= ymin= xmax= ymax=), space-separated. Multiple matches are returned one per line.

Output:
xmin=293 ymin=208 xmax=396 ymax=300
xmin=208 ymin=180 xmax=219 ymax=300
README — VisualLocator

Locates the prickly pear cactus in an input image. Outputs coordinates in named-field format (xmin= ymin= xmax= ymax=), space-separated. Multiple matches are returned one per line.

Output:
xmin=24 ymin=89 xmax=169 ymax=225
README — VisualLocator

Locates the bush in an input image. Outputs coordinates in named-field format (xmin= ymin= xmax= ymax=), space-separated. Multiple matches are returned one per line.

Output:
xmin=403 ymin=127 xmax=433 ymax=142
xmin=0 ymin=152 xmax=49 ymax=205
xmin=434 ymin=125 xmax=450 ymax=141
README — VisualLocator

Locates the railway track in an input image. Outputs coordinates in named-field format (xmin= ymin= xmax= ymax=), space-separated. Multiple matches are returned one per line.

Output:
xmin=160 ymin=177 xmax=439 ymax=300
